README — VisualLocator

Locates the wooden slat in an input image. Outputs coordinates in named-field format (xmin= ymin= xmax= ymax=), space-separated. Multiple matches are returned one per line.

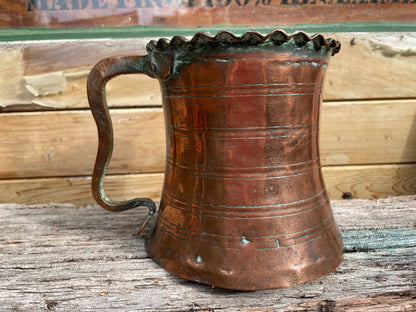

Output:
xmin=325 ymin=33 xmax=416 ymax=101
xmin=1 ymin=100 xmax=415 ymax=179
xmin=1 ymin=33 xmax=416 ymax=110
xmin=0 ymin=174 xmax=164 ymax=205
xmin=323 ymin=164 xmax=416 ymax=199
xmin=0 ymin=108 xmax=165 ymax=179
xmin=320 ymin=99 xmax=416 ymax=166
xmin=1 ymin=164 xmax=416 ymax=204
xmin=0 ymin=40 xmax=161 ymax=110
xmin=2 ymin=1 xmax=416 ymax=29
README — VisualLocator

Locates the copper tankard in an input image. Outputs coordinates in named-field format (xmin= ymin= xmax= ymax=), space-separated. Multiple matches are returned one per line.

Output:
xmin=87 ymin=29 xmax=343 ymax=291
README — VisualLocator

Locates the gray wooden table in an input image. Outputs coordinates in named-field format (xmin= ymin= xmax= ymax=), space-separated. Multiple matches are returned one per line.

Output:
xmin=1 ymin=196 xmax=415 ymax=311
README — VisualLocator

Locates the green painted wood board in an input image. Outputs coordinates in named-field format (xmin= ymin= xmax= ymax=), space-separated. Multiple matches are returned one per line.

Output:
xmin=2 ymin=22 xmax=416 ymax=42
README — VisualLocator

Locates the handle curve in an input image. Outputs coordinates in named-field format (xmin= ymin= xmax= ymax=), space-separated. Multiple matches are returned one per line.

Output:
xmin=87 ymin=55 xmax=156 ymax=234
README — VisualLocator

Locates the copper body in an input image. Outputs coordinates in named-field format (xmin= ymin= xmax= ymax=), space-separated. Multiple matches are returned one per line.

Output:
xmin=87 ymin=30 xmax=343 ymax=291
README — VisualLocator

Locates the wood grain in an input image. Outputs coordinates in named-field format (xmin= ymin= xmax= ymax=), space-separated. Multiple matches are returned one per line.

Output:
xmin=282 ymin=291 xmax=416 ymax=312
xmin=2 ymin=0 xmax=416 ymax=29
xmin=0 ymin=108 xmax=165 ymax=179
xmin=324 ymin=164 xmax=416 ymax=200
xmin=1 ymin=33 xmax=416 ymax=110
xmin=320 ymin=99 xmax=416 ymax=166
xmin=1 ymin=100 xmax=415 ymax=179
xmin=0 ymin=174 xmax=164 ymax=205
xmin=0 ymin=197 xmax=414 ymax=311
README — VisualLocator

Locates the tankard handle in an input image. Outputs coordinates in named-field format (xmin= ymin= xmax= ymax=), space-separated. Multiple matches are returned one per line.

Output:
xmin=87 ymin=55 xmax=156 ymax=235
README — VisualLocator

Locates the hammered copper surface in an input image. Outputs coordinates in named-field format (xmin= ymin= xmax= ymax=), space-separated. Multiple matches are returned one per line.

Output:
xmin=88 ymin=30 xmax=343 ymax=291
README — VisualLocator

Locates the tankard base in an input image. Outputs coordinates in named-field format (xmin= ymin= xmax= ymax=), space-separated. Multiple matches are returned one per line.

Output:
xmin=146 ymin=222 xmax=343 ymax=291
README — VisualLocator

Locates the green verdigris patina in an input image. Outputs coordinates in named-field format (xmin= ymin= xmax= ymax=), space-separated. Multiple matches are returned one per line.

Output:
xmin=143 ymin=30 xmax=339 ymax=80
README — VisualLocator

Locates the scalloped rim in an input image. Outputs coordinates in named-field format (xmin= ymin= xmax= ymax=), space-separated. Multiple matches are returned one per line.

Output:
xmin=147 ymin=29 xmax=341 ymax=56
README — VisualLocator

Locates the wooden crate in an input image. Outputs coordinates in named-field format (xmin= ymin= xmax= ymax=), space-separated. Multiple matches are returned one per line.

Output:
xmin=1 ymin=31 xmax=416 ymax=204
xmin=2 ymin=0 xmax=416 ymax=28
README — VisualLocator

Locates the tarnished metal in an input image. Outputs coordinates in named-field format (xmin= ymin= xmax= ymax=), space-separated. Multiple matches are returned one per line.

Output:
xmin=87 ymin=29 xmax=343 ymax=291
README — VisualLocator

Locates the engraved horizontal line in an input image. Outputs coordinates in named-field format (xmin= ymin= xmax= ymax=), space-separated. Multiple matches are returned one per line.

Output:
xmin=166 ymin=85 xmax=320 ymax=95
xmin=165 ymin=82 xmax=323 ymax=90
xmin=163 ymin=187 xmax=326 ymax=210
xmin=281 ymin=61 xmax=328 ymax=68
xmin=184 ymin=56 xmax=276 ymax=64
xmin=159 ymin=201 xmax=331 ymax=239
xmin=188 ymin=57 xmax=312 ymax=64
xmin=166 ymin=161 xmax=321 ymax=180
xmin=178 ymin=57 xmax=328 ymax=67
xmin=167 ymin=122 xmax=319 ymax=131
xmin=167 ymin=156 xmax=320 ymax=170
xmin=283 ymin=214 xmax=334 ymax=243
xmin=169 ymin=130 xmax=318 ymax=140
xmin=162 ymin=193 xmax=329 ymax=219
xmin=164 ymin=92 xmax=321 ymax=99
xmin=160 ymin=213 xmax=334 ymax=250
xmin=256 ymin=218 xmax=336 ymax=249
xmin=162 ymin=226 xmax=241 ymax=250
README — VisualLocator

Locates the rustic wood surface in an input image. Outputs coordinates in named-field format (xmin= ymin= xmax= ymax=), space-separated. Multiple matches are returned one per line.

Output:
xmin=0 ymin=173 xmax=165 ymax=205
xmin=2 ymin=33 xmax=416 ymax=111
xmin=1 ymin=101 xmax=416 ymax=203
xmin=1 ymin=99 xmax=416 ymax=178
xmin=321 ymin=100 xmax=416 ymax=166
xmin=1 ymin=32 xmax=416 ymax=204
xmin=0 ymin=196 xmax=415 ymax=311
xmin=1 ymin=1 xmax=416 ymax=29
xmin=323 ymin=164 xmax=416 ymax=199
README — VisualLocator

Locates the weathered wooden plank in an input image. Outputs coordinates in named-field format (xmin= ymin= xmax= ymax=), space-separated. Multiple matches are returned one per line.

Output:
xmin=324 ymin=33 xmax=416 ymax=101
xmin=2 ymin=1 xmax=416 ymax=29
xmin=1 ymin=33 xmax=416 ymax=110
xmin=0 ymin=174 xmax=164 ymax=205
xmin=0 ymin=108 xmax=166 ymax=179
xmin=0 ymin=40 xmax=161 ymax=110
xmin=342 ymin=229 xmax=416 ymax=252
xmin=281 ymin=291 xmax=416 ymax=312
xmin=331 ymin=195 xmax=416 ymax=230
xmin=320 ymin=99 xmax=416 ymax=166
xmin=323 ymin=164 xmax=416 ymax=199
xmin=0 ymin=198 xmax=414 ymax=311
xmin=1 ymin=100 xmax=416 ymax=179
xmin=1 ymin=164 xmax=416 ymax=204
